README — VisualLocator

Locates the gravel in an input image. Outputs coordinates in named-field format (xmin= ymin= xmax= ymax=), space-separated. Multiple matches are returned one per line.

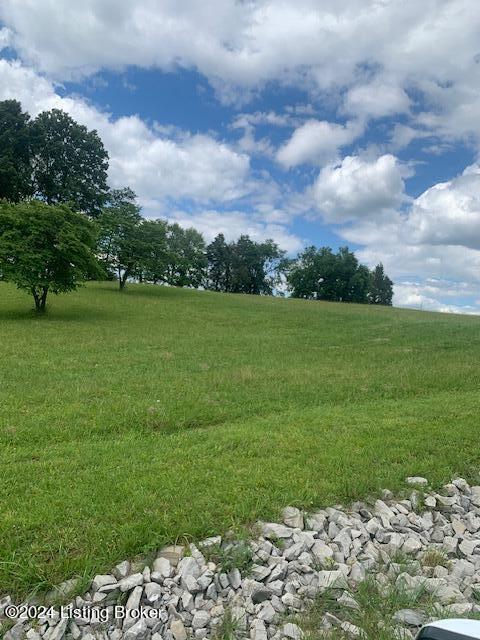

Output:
xmin=3 ymin=476 xmax=480 ymax=639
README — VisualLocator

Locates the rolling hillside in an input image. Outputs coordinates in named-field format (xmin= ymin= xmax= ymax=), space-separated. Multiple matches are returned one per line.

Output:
xmin=1 ymin=281 xmax=479 ymax=597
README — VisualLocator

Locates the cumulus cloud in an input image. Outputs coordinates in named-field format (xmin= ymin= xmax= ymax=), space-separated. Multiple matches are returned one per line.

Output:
xmin=108 ymin=125 xmax=251 ymax=204
xmin=407 ymin=164 xmax=480 ymax=250
xmin=276 ymin=120 xmax=362 ymax=168
xmin=393 ymin=281 xmax=480 ymax=314
xmin=354 ymin=232 xmax=480 ymax=284
xmin=0 ymin=1 xmax=472 ymax=91
xmin=312 ymin=154 xmax=406 ymax=222
xmin=232 ymin=110 xmax=310 ymax=159
xmin=2 ymin=0 xmax=480 ymax=143
xmin=343 ymin=78 xmax=411 ymax=120
xmin=0 ymin=59 xmax=251 ymax=206
xmin=341 ymin=163 xmax=480 ymax=275
xmin=334 ymin=162 xmax=480 ymax=313
xmin=344 ymin=231 xmax=480 ymax=294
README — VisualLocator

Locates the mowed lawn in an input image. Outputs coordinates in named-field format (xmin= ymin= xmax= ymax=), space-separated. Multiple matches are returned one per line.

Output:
xmin=1 ymin=281 xmax=480 ymax=598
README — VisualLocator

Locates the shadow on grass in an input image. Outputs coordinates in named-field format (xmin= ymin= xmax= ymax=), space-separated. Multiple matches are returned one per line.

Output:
xmin=96 ymin=280 xmax=211 ymax=301
xmin=0 ymin=304 xmax=115 ymax=324
xmin=0 ymin=281 xmax=186 ymax=323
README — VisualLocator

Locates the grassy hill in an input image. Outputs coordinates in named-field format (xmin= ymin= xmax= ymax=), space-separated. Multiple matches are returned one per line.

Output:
xmin=1 ymin=281 xmax=480 ymax=598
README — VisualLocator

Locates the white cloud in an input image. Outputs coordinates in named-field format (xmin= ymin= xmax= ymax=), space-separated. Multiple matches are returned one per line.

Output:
xmin=400 ymin=278 xmax=480 ymax=299
xmin=232 ymin=111 xmax=292 ymax=129
xmin=340 ymin=162 xmax=480 ymax=277
xmin=276 ymin=120 xmax=362 ymax=168
xmin=2 ymin=0 xmax=480 ymax=144
xmin=393 ymin=281 xmax=480 ymax=314
xmin=357 ymin=238 xmax=480 ymax=285
xmin=390 ymin=124 xmax=430 ymax=151
xmin=344 ymin=216 xmax=480 ymax=288
xmin=231 ymin=122 xmax=275 ymax=158
xmin=0 ymin=1 xmax=469 ymax=91
xmin=415 ymin=78 xmax=480 ymax=144
xmin=343 ymin=78 xmax=410 ymax=120
xmin=0 ymin=59 xmax=251 ymax=206
xmin=336 ymin=163 xmax=480 ymax=311
xmin=312 ymin=154 xmax=406 ymax=222
xmin=407 ymin=164 xmax=480 ymax=250
xmin=232 ymin=111 xmax=306 ymax=160
xmin=107 ymin=124 xmax=251 ymax=204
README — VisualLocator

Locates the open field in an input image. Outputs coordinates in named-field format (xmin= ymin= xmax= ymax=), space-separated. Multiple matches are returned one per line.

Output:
xmin=1 ymin=281 xmax=480 ymax=598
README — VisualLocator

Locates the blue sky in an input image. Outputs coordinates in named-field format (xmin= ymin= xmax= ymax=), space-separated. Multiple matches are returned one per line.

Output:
xmin=1 ymin=1 xmax=480 ymax=312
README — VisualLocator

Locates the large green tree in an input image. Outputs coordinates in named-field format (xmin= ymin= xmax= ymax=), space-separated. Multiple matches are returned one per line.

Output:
xmin=0 ymin=100 xmax=33 ymax=202
xmin=229 ymin=235 xmax=284 ymax=295
xmin=31 ymin=109 xmax=109 ymax=216
xmin=140 ymin=219 xmax=169 ymax=284
xmin=0 ymin=200 xmax=99 ymax=311
xmin=206 ymin=234 xmax=283 ymax=295
xmin=335 ymin=246 xmax=371 ymax=303
xmin=206 ymin=233 xmax=232 ymax=291
xmin=97 ymin=188 xmax=144 ymax=289
xmin=285 ymin=246 xmax=337 ymax=300
xmin=164 ymin=224 xmax=207 ymax=288
xmin=286 ymin=245 xmax=376 ymax=303
xmin=368 ymin=263 xmax=394 ymax=305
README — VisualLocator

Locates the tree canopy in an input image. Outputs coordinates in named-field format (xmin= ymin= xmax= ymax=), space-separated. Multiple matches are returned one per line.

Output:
xmin=206 ymin=234 xmax=284 ymax=295
xmin=0 ymin=100 xmax=33 ymax=202
xmin=286 ymin=246 xmax=391 ymax=305
xmin=0 ymin=100 xmax=109 ymax=216
xmin=0 ymin=200 xmax=99 ymax=311
xmin=368 ymin=263 xmax=394 ymax=305
xmin=139 ymin=219 xmax=169 ymax=285
xmin=97 ymin=188 xmax=144 ymax=289
xmin=207 ymin=233 xmax=232 ymax=292
xmin=31 ymin=109 xmax=109 ymax=216
xmin=163 ymin=224 xmax=207 ymax=288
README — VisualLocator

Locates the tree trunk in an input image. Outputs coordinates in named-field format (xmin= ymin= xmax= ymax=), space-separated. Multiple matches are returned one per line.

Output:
xmin=119 ymin=270 xmax=129 ymax=290
xmin=40 ymin=287 xmax=48 ymax=310
xmin=32 ymin=286 xmax=48 ymax=312
xmin=31 ymin=287 xmax=40 ymax=311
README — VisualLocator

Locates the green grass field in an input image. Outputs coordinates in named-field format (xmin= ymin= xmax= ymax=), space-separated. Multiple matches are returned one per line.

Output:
xmin=1 ymin=281 xmax=480 ymax=598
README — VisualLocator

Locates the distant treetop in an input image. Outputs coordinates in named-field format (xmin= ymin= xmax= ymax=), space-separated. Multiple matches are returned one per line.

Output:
xmin=0 ymin=100 xmax=109 ymax=217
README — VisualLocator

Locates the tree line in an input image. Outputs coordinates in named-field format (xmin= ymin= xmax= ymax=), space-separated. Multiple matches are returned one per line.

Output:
xmin=0 ymin=99 xmax=393 ymax=311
